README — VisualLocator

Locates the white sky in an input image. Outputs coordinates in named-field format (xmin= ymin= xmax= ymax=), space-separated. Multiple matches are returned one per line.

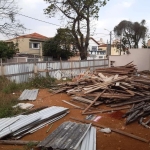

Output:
xmin=1 ymin=0 xmax=150 ymax=45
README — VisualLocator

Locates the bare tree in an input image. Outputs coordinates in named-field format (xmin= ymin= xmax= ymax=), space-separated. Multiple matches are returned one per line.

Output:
xmin=0 ymin=0 xmax=25 ymax=37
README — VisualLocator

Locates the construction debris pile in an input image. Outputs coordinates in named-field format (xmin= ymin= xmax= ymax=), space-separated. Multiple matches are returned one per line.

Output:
xmin=123 ymin=101 xmax=150 ymax=125
xmin=54 ymin=62 xmax=150 ymax=125
xmin=37 ymin=121 xmax=96 ymax=150
xmin=0 ymin=106 xmax=68 ymax=139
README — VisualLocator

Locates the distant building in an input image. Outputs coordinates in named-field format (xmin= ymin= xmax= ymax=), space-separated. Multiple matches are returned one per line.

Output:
xmin=6 ymin=33 xmax=49 ymax=56
xmin=98 ymin=43 xmax=121 ymax=56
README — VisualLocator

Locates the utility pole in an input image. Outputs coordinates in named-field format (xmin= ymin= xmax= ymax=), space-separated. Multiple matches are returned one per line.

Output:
xmin=104 ymin=29 xmax=112 ymax=56
xmin=120 ymin=37 xmax=122 ymax=55
xmin=110 ymin=31 xmax=112 ymax=55
xmin=106 ymin=40 xmax=108 ymax=56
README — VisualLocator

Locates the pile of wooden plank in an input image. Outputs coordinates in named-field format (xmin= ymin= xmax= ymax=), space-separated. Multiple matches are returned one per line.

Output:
xmin=51 ymin=62 xmax=150 ymax=125
xmin=95 ymin=61 xmax=137 ymax=75
xmin=123 ymin=101 xmax=150 ymax=125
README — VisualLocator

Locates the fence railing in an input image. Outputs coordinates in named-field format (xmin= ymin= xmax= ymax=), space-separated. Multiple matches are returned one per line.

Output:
xmin=0 ymin=59 xmax=109 ymax=83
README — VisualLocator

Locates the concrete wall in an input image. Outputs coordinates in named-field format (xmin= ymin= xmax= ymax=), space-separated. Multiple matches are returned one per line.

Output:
xmin=109 ymin=48 xmax=150 ymax=71
xmin=111 ymin=47 xmax=120 ymax=55
xmin=5 ymin=57 xmax=27 ymax=63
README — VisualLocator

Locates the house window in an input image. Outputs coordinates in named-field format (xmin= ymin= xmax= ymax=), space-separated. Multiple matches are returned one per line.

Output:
xmin=99 ymin=51 xmax=106 ymax=55
xmin=92 ymin=46 xmax=97 ymax=51
xmin=29 ymin=42 xmax=40 ymax=49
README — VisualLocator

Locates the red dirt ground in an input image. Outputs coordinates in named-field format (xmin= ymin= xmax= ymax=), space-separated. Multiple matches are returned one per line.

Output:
xmin=1 ymin=89 xmax=150 ymax=150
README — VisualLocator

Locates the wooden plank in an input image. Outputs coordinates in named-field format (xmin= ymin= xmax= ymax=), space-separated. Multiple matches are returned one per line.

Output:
xmin=110 ymin=97 xmax=150 ymax=108
xmin=82 ymin=106 xmax=131 ymax=115
xmin=82 ymin=89 xmax=106 ymax=114
xmin=0 ymin=140 xmax=39 ymax=145
xmin=62 ymin=100 xmax=83 ymax=109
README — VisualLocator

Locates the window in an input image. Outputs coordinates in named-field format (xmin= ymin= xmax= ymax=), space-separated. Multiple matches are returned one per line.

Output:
xmin=99 ymin=51 xmax=106 ymax=55
xmin=33 ymin=43 xmax=39 ymax=49
xmin=29 ymin=42 xmax=40 ymax=49
xmin=92 ymin=46 xmax=97 ymax=51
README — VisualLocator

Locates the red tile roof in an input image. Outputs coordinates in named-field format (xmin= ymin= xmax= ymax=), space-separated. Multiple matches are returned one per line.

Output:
xmin=7 ymin=33 xmax=48 ymax=41
xmin=99 ymin=44 xmax=107 ymax=47
xmin=99 ymin=44 xmax=115 ymax=47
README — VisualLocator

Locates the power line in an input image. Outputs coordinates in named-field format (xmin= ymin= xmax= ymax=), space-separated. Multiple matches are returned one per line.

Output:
xmin=94 ymin=33 xmax=109 ymax=35
xmin=17 ymin=13 xmax=116 ymax=37
xmin=17 ymin=13 xmax=61 ymax=27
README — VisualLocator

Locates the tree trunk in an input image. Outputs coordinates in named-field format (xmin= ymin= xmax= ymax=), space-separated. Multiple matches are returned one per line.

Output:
xmin=134 ymin=42 xmax=138 ymax=48
xmin=80 ymin=47 xmax=87 ymax=60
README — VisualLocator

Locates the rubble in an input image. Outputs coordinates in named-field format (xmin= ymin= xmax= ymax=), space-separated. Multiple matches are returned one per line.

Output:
xmin=52 ymin=62 xmax=150 ymax=125
xmin=1 ymin=62 xmax=150 ymax=149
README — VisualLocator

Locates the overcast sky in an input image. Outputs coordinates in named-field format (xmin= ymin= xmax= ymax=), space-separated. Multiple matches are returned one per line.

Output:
xmin=1 ymin=0 xmax=150 ymax=44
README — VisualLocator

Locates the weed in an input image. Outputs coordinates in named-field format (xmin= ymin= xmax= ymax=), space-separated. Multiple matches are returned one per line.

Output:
xmin=0 ymin=75 xmax=56 ymax=118
xmin=2 ymin=81 xmax=20 ymax=94
xmin=0 ymin=95 xmax=24 ymax=118
xmin=29 ymin=74 xmax=56 ymax=88
xmin=23 ymin=142 xmax=37 ymax=150
xmin=0 ymin=77 xmax=33 ymax=94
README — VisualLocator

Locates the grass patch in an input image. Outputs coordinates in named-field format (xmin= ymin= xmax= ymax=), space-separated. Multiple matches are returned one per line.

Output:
xmin=23 ymin=142 xmax=37 ymax=150
xmin=0 ymin=75 xmax=56 ymax=118
xmin=0 ymin=94 xmax=24 ymax=118
xmin=0 ymin=76 xmax=32 ymax=94
xmin=28 ymin=75 xmax=56 ymax=88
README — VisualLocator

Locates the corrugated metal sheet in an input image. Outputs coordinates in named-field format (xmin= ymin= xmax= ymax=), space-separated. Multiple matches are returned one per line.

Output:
xmin=76 ymin=127 xmax=96 ymax=150
xmin=37 ymin=121 xmax=91 ymax=149
xmin=0 ymin=117 xmax=20 ymax=131
xmin=0 ymin=114 xmax=40 ymax=139
xmin=2 ymin=60 xmax=109 ymax=83
xmin=18 ymin=89 xmax=39 ymax=101
xmin=13 ymin=113 xmax=68 ymax=139
xmin=0 ymin=106 xmax=68 ymax=139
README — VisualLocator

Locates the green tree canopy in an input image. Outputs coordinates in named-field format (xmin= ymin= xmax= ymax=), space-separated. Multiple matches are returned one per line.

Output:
xmin=43 ymin=28 xmax=75 ymax=60
xmin=44 ymin=0 xmax=109 ymax=60
xmin=0 ymin=41 xmax=18 ymax=59
xmin=114 ymin=20 xmax=148 ymax=49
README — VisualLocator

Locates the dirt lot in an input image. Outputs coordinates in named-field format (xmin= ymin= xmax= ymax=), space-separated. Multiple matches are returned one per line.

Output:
xmin=1 ymin=89 xmax=150 ymax=150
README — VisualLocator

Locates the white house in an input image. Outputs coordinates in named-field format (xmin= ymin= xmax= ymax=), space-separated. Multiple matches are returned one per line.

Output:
xmin=69 ymin=37 xmax=107 ymax=60
xmin=87 ymin=37 xmax=107 ymax=60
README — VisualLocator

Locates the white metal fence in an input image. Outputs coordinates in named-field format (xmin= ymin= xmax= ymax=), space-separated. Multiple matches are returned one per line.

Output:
xmin=0 ymin=59 xmax=109 ymax=83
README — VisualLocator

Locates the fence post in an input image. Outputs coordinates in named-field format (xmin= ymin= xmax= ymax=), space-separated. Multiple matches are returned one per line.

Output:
xmin=60 ymin=57 xmax=62 ymax=71
xmin=93 ymin=58 xmax=95 ymax=72
xmin=79 ymin=60 xmax=81 ymax=73
xmin=0 ymin=58 xmax=4 ymax=76
xmin=33 ymin=55 xmax=38 ymax=76
xmin=71 ymin=61 xmax=73 ymax=78
xmin=46 ymin=61 xmax=49 ymax=77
